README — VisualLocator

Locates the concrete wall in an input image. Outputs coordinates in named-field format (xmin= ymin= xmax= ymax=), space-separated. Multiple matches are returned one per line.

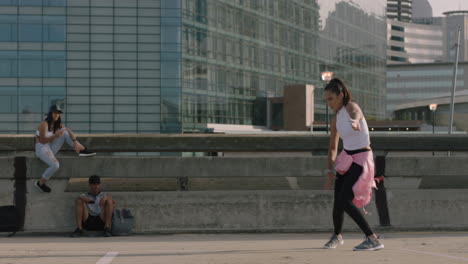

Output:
xmin=1 ymin=155 xmax=468 ymax=233
xmin=2 ymin=134 xmax=468 ymax=152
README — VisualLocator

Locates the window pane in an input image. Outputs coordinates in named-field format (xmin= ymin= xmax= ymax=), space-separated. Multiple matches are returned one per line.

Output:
xmin=42 ymin=87 xmax=65 ymax=112
xmin=161 ymin=0 xmax=180 ymax=9
xmin=44 ymin=0 xmax=66 ymax=6
xmin=0 ymin=51 xmax=17 ymax=77
xmin=19 ymin=87 xmax=41 ymax=113
xmin=43 ymin=51 xmax=66 ymax=77
xmin=43 ymin=16 xmax=66 ymax=42
xmin=19 ymin=16 xmax=43 ymax=42
xmin=0 ymin=15 xmax=18 ymax=41
xmin=0 ymin=0 xmax=18 ymax=5
xmin=19 ymin=51 xmax=42 ymax=77
xmin=0 ymin=87 xmax=17 ymax=113
xmin=20 ymin=0 xmax=42 ymax=6
xmin=161 ymin=61 xmax=180 ymax=78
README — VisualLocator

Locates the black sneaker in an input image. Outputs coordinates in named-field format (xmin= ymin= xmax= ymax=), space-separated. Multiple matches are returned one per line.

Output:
xmin=79 ymin=147 xmax=96 ymax=157
xmin=70 ymin=227 xmax=84 ymax=238
xmin=103 ymin=227 xmax=112 ymax=237
xmin=34 ymin=180 xmax=51 ymax=193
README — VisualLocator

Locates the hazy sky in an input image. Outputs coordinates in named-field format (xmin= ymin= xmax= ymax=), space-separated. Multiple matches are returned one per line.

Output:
xmin=428 ymin=0 xmax=468 ymax=17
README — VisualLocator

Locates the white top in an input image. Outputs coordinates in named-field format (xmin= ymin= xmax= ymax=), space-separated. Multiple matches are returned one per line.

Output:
xmin=36 ymin=129 xmax=54 ymax=138
xmin=335 ymin=106 xmax=370 ymax=151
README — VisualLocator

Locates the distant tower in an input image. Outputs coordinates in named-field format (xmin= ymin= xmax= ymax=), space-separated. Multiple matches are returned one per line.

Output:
xmin=387 ymin=0 xmax=412 ymax=22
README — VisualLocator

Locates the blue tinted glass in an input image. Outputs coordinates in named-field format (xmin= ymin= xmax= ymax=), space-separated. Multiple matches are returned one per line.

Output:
xmin=44 ymin=51 xmax=65 ymax=60
xmin=20 ymin=0 xmax=42 ymax=6
xmin=43 ymin=15 xmax=65 ymax=24
xmin=161 ymin=61 xmax=180 ymax=79
xmin=0 ymin=15 xmax=17 ymax=23
xmin=0 ymin=87 xmax=17 ymax=113
xmin=162 ymin=9 xmax=181 ymax=17
xmin=161 ymin=43 xmax=181 ymax=52
xmin=0 ymin=51 xmax=18 ymax=77
xmin=0 ymin=15 xmax=18 ymax=41
xmin=0 ymin=0 xmax=18 ymax=5
xmin=43 ymin=16 xmax=65 ymax=42
xmin=161 ymin=17 xmax=181 ymax=26
xmin=19 ymin=15 xmax=41 ymax=24
xmin=161 ymin=52 xmax=181 ymax=61
xmin=19 ymin=51 xmax=41 ymax=59
xmin=43 ymin=87 xmax=65 ymax=112
xmin=43 ymin=51 xmax=66 ymax=77
xmin=44 ymin=24 xmax=65 ymax=41
xmin=19 ymin=16 xmax=43 ymax=41
xmin=161 ymin=78 xmax=180 ymax=87
xmin=161 ymin=0 xmax=180 ymax=9
xmin=19 ymin=51 xmax=42 ymax=77
xmin=44 ymin=0 xmax=65 ymax=6
xmin=0 ymin=24 xmax=18 ymax=41
xmin=19 ymin=87 xmax=41 ymax=113
xmin=161 ymin=26 xmax=181 ymax=43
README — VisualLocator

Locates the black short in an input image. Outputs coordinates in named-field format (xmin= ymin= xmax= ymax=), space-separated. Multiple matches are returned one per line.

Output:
xmin=83 ymin=215 xmax=105 ymax=231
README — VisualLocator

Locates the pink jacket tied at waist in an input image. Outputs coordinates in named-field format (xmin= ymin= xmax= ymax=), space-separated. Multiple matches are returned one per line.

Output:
xmin=335 ymin=150 xmax=376 ymax=208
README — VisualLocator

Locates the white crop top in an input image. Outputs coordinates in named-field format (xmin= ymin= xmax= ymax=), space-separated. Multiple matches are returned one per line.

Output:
xmin=36 ymin=129 xmax=54 ymax=138
xmin=335 ymin=106 xmax=370 ymax=151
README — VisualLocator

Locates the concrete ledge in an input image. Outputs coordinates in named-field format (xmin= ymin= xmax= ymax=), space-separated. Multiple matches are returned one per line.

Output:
xmin=386 ymin=157 xmax=468 ymax=189
xmin=19 ymin=186 xmax=468 ymax=233
xmin=387 ymin=189 xmax=468 ymax=229
xmin=23 ymin=186 xmax=379 ymax=233
xmin=0 ymin=156 xmax=466 ymax=190
xmin=1 ymin=153 xmax=468 ymax=233
xmin=22 ymin=156 xmax=327 ymax=179
xmin=386 ymin=157 xmax=468 ymax=176
xmin=1 ymin=134 xmax=468 ymax=152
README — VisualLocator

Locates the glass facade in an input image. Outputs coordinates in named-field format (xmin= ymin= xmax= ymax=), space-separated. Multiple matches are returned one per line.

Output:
xmin=0 ymin=0 xmax=386 ymax=134
xmin=387 ymin=18 xmax=445 ymax=64
xmin=182 ymin=0 xmax=387 ymax=131
xmin=387 ymin=63 xmax=468 ymax=118
xmin=0 ymin=0 xmax=162 ymax=133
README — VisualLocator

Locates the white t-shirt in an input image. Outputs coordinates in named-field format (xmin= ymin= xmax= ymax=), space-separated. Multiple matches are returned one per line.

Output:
xmin=335 ymin=106 xmax=370 ymax=151
xmin=81 ymin=192 xmax=106 ymax=216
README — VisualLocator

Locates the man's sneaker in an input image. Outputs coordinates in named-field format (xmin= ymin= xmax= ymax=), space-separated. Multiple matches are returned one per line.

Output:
xmin=353 ymin=237 xmax=384 ymax=251
xmin=70 ymin=228 xmax=84 ymax=238
xmin=103 ymin=227 xmax=112 ymax=237
xmin=79 ymin=147 xmax=96 ymax=157
xmin=323 ymin=234 xmax=344 ymax=249
xmin=34 ymin=180 xmax=51 ymax=193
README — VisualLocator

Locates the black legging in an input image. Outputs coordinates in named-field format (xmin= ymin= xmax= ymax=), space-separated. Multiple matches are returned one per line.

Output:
xmin=333 ymin=155 xmax=374 ymax=237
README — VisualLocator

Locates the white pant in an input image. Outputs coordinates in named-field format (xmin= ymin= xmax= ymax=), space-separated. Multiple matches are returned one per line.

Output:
xmin=35 ymin=130 xmax=74 ymax=180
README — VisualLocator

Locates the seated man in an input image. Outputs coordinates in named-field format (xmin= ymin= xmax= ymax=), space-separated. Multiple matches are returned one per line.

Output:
xmin=71 ymin=175 xmax=114 ymax=237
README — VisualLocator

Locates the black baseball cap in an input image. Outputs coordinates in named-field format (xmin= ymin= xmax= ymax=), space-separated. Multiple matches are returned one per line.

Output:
xmin=88 ymin=175 xmax=101 ymax=184
xmin=49 ymin=105 xmax=63 ymax=113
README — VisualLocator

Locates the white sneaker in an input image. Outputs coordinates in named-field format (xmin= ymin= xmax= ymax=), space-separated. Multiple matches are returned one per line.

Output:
xmin=323 ymin=234 xmax=344 ymax=249
xmin=353 ymin=237 xmax=384 ymax=251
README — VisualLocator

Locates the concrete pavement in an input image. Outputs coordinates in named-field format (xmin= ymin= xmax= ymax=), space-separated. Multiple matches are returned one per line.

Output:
xmin=0 ymin=232 xmax=467 ymax=264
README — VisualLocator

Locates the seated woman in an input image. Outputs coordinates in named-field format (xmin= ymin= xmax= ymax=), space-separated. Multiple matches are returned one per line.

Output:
xmin=35 ymin=105 xmax=95 ymax=193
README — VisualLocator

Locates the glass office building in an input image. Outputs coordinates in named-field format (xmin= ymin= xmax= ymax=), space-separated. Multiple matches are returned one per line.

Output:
xmin=387 ymin=62 xmax=468 ymax=118
xmin=387 ymin=18 xmax=445 ymax=64
xmin=0 ymin=0 xmax=386 ymax=134
xmin=387 ymin=0 xmax=412 ymax=22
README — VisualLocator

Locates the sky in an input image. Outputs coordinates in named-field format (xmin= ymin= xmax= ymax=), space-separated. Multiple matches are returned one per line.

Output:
xmin=428 ymin=0 xmax=468 ymax=16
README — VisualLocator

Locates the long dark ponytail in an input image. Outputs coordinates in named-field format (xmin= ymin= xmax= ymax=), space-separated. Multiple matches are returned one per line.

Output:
xmin=45 ymin=112 xmax=62 ymax=133
xmin=324 ymin=78 xmax=352 ymax=106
